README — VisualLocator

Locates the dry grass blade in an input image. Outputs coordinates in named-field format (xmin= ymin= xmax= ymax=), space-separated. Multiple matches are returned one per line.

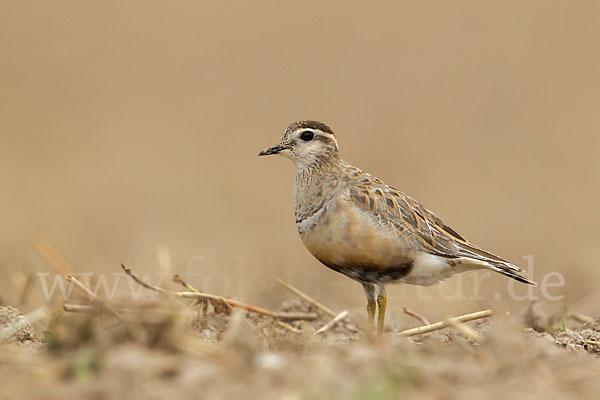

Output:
xmin=445 ymin=316 xmax=481 ymax=342
xmin=122 ymin=265 xmax=317 ymax=321
xmin=275 ymin=277 xmax=337 ymax=317
xmin=34 ymin=237 xmax=73 ymax=275
xmin=34 ymin=238 xmax=126 ymax=323
xmin=63 ymin=304 xmax=96 ymax=313
xmin=570 ymin=311 xmax=594 ymax=326
xmin=173 ymin=274 xmax=201 ymax=293
xmin=316 ymin=310 xmax=349 ymax=334
xmin=398 ymin=309 xmax=493 ymax=337
xmin=276 ymin=321 xmax=303 ymax=334
xmin=63 ymin=304 xmax=136 ymax=314
xmin=19 ymin=272 xmax=36 ymax=306
xmin=64 ymin=275 xmax=125 ymax=323
xmin=174 ymin=275 xmax=215 ymax=314
xmin=403 ymin=306 xmax=430 ymax=325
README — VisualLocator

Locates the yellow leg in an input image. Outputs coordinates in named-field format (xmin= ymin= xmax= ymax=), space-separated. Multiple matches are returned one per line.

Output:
xmin=362 ymin=283 xmax=376 ymax=333
xmin=376 ymin=293 xmax=387 ymax=335
xmin=367 ymin=298 xmax=376 ymax=330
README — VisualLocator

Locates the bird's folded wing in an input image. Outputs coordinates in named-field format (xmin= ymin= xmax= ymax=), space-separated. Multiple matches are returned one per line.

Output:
xmin=348 ymin=180 xmax=524 ymax=273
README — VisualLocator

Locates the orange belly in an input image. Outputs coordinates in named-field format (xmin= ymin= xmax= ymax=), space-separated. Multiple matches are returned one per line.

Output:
xmin=298 ymin=201 xmax=414 ymax=281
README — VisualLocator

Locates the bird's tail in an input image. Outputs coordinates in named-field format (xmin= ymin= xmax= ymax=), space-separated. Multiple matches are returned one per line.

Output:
xmin=456 ymin=256 xmax=537 ymax=286
xmin=488 ymin=263 xmax=537 ymax=286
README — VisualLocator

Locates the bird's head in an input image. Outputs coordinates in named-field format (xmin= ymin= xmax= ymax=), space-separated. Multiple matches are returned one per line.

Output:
xmin=258 ymin=120 xmax=339 ymax=168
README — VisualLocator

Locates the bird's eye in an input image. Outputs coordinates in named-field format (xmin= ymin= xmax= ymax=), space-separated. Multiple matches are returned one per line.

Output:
xmin=300 ymin=131 xmax=314 ymax=141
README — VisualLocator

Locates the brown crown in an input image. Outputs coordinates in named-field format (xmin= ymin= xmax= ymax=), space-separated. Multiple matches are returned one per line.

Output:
xmin=286 ymin=120 xmax=335 ymax=136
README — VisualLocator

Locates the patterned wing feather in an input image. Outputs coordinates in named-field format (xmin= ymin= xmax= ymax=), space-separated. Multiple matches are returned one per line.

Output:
xmin=347 ymin=171 xmax=535 ymax=285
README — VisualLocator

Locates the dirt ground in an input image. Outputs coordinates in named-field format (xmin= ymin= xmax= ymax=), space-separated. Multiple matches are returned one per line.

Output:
xmin=1 ymin=295 xmax=599 ymax=400
xmin=2 ymin=1 xmax=600 ymax=399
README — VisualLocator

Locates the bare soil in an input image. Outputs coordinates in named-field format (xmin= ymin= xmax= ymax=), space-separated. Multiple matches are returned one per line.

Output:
xmin=1 ymin=300 xmax=599 ymax=400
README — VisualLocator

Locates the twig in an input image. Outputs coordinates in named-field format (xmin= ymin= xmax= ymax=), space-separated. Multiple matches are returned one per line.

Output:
xmin=122 ymin=264 xmax=317 ymax=321
xmin=173 ymin=275 xmax=230 ymax=313
xmin=403 ymin=306 xmax=430 ymax=325
xmin=64 ymin=275 xmax=125 ymax=323
xmin=275 ymin=277 xmax=337 ymax=317
xmin=316 ymin=310 xmax=349 ymax=334
xmin=398 ymin=309 xmax=493 ymax=337
xmin=173 ymin=275 xmax=216 ymax=318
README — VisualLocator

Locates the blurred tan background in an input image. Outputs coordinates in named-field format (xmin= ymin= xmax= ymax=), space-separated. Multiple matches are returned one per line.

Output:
xmin=1 ymin=1 xmax=599 ymax=325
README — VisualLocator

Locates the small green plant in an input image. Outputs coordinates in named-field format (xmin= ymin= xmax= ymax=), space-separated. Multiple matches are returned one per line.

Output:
xmin=42 ymin=330 xmax=62 ymax=354
xmin=72 ymin=348 xmax=100 ymax=382
xmin=351 ymin=363 xmax=420 ymax=400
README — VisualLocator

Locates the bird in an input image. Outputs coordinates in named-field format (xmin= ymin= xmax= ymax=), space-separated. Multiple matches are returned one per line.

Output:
xmin=258 ymin=120 xmax=536 ymax=335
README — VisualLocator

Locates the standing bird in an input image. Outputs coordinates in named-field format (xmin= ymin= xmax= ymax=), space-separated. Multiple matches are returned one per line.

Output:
xmin=259 ymin=120 xmax=536 ymax=334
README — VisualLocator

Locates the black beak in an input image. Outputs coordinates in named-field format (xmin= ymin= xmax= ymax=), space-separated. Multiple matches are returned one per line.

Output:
xmin=258 ymin=145 xmax=286 ymax=156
